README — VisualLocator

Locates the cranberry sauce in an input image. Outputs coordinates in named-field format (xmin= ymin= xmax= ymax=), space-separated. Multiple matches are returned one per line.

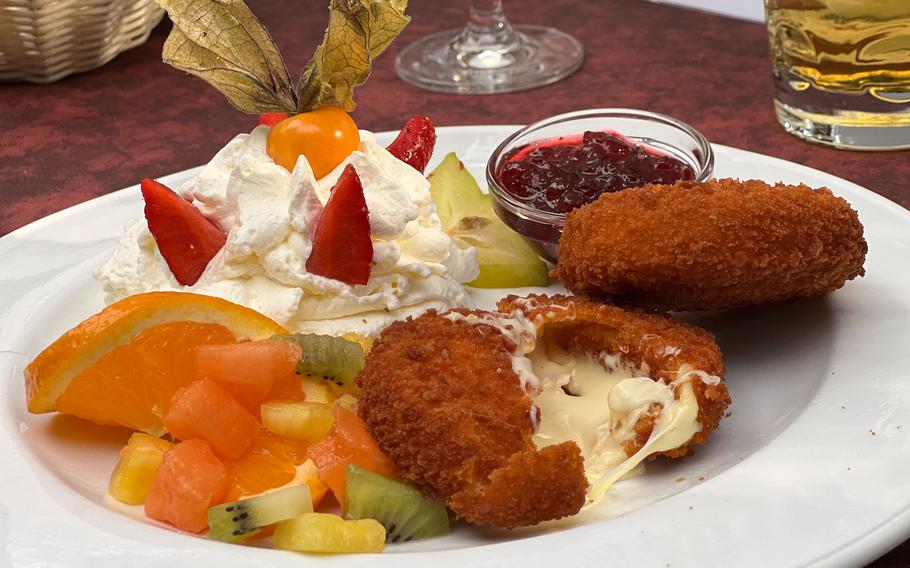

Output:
xmin=497 ymin=130 xmax=695 ymax=214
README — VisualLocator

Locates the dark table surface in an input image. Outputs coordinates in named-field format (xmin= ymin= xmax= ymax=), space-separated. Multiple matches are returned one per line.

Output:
xmin=1 ymin=0 xmax=909 ymax=565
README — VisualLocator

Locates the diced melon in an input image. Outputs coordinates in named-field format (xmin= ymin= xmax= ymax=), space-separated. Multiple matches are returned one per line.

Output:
xmin=108 ymin=432 xmax=174 ymax=505
xmin=163 ymin=379 xmax=259 ymax=461
xmin=144 ymin=439 xmax=228 ymax=533
xmin=193 ymin=340 xmax=301 ymax=414
xmin=307 ymin=406 xmax=396 ymax=507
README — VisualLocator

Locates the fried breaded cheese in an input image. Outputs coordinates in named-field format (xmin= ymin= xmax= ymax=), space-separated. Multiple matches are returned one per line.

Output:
xmin=356 ymin=309 xmax=587 ymax=529
xmin=555 ymin=178 xmax=867 ymax=311
xmin=355 ymin=295 xmax=731 ymax=528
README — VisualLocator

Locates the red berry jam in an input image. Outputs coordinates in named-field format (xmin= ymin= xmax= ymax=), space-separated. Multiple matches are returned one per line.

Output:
xmin=497 ymin=130 xmax=695 ymax=214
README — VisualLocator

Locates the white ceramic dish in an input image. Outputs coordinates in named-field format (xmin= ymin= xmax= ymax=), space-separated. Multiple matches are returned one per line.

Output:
xmin=2 ymin=126 xmax=909 ymax=568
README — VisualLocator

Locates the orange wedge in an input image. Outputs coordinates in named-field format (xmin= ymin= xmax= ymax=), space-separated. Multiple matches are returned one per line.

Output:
xmin=25 ymin=292 xmax=287 ymax=433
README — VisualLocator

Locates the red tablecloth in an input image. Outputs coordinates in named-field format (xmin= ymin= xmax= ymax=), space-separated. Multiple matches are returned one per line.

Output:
xmin=1 ymin=0 xmax=908 ymax=564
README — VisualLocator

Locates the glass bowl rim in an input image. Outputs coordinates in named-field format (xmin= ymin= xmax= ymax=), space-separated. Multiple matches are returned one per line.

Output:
xmin=485 ymin=108 xmax=715 ymax=225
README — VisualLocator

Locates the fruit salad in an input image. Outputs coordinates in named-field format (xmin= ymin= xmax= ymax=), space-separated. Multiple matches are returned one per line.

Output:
xmin=26 ymin=291 xmax=451 ymax=553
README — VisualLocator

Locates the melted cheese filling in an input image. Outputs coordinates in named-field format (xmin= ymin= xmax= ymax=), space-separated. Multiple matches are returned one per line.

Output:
xmin=527 ymin=335 xmax=701 ymax=505
xmin=442 ymin=309 xmax=713 ymax=506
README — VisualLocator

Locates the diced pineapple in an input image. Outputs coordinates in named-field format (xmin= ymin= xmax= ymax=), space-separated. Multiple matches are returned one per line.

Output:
xmin=261 ymin=401 xmax=334 ymax=442
xmin=108 ymin=432 xmax=174 ymax=505
xmin=274 ymin=513 xmax=386 ymax=553
xmin=301 ymin=378 xmax=335 ymax=404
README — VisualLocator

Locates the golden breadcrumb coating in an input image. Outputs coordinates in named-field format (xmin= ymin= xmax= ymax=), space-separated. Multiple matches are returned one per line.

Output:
xmin=498 ymin=294 xmax=730 ymax=457
xmin=555 ymin=178 xmax=867 ymax=311
xmin=356 ymin=295 xmax=731 ymax=528
xmin=356 ymin=310 xmax=587 ymax=529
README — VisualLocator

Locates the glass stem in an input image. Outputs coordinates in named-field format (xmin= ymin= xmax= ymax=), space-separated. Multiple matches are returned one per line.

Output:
xmin=451 ymin=0 xmax=521 ymax=68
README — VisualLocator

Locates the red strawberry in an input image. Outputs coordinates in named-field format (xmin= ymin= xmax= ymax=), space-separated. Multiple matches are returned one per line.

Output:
xmin=386 ymin=116 xmax=436 ymax=174
xmin=306 ymin=165 xmax=373 ymax=285
xmin=257 ymin=113 xmax=289 ymax=128
xmin=141 ymin=178 xmax=226 ymax=286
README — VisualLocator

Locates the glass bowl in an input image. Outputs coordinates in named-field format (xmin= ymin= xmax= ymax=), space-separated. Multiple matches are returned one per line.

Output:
xmin=485 ymin=108 xmax=714 ymax=263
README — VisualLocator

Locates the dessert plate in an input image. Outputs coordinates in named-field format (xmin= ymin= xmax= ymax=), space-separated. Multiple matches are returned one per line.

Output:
xmin=2 ymin=126 xmax=910 ymax=568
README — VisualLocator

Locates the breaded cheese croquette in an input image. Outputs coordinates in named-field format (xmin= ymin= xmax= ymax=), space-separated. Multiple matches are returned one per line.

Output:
xmin=555 ymin=178 xmax=867 ymax=311
xmin=498 ymin=294 xmax=730 ymax=458
xmin=355 ymin=310 xmax=588 ymax=529
xmin=355 ymin=294 xmax=730 ymax=528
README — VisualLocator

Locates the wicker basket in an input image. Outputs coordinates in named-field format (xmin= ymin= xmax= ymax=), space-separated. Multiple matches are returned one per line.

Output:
xmin=0 ymin=0 xmax=164 ymax=83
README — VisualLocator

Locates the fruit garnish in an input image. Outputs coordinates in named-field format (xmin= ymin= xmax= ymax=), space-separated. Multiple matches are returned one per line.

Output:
xmin=24 ymin=292 xmax=285 ymax=430
xmin=386 ymin=116 xmax=436 ymax=173
xmin=226 ymin=451 xmax=298 ymax=502
xmin=274 ymin=513 xmax=386 ymax=554
xmin=193 ymin=340 xmax=301 ymax=414
xmin=306 ymin=165 xmax=373 ymax=285
xmin=163 ymin=378 xmax=260 ymax=461
xmin=307 ymin=405 xmax=396 ymax=506
xmin=261 ymin=401 xmax=335 ymax=443
xmin=141 ymin=178 xmax=226 ymax=286
xmin=224 ymin=437 xmax=326 ymax=504
xmin=208 ymin=483 xmax=314 ymax=543
xmin=345 ymin=464 xmax=450 ymax=543
xmin=257 ymin=113 xmax=288 ymax=127
xmin=156 ymin=0 xmax=409 ymax=115
xmin=273 ymin=333 xmax=365 ymax=392
xmin=428 ymin=152 xmax=549 ymax=288
xmin=266 ymin=107 xmax=360 ymax=177
xmin=144 ymin=439 xmax=229 ymax=534
xmin=108 ymin=433 xmax=174 ymax=505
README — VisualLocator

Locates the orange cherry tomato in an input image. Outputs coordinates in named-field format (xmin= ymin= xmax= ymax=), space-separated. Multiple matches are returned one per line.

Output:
xmin=266 ymin=107 xmax=360 ymax=179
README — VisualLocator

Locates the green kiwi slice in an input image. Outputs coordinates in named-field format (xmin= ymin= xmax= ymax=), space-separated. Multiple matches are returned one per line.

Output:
xmin=207 ymin=484 xmax=313 ymax=543
xmin=273 ymin=333 xmax=365 ymax=390
xmin=344 ymin=464 xmax=450 ymax=543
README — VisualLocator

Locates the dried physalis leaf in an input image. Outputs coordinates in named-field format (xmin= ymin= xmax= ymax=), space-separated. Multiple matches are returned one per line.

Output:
xmin=156 ymin=0 xmax=298 ymax=113
xmin=296 ymin=0 xmax=410 ymax=113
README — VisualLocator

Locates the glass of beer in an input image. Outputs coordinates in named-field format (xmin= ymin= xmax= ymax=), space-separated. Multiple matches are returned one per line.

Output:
xmin=765 ymin=0 xmax=910 ymax=150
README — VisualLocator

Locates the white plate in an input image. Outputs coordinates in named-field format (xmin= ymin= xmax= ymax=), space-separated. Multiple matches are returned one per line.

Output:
xmin=2 ymin=126 xmax=909 ymax=568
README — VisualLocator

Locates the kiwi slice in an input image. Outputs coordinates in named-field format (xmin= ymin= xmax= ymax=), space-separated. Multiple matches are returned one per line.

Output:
xmin=428 ymin=152 xmax=549 ymax=288
xmin=345 ymin=464 xmax=450 ymax=543
xmin=273 ymin=333 xmax=365 ymax=390
xmin=207 ymin=483 xmax=313 ymax=543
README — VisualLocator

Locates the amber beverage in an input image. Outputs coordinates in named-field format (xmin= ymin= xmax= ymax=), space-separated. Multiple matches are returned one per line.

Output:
xmin=765 ymin=0 xmax=910 ymax=149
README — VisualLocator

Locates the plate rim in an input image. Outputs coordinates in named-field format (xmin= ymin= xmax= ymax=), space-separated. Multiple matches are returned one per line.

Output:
xmin=2 ymin=125 xmax=909 ymax=568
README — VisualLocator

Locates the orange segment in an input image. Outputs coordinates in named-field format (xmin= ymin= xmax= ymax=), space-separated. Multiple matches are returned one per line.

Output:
xmin=249 ymin=429 xmax=310 ymax=464
xmin=56 ymin=322 xmax=234 ymax=434
xmin=225 ymin=453 xmax=297 ymax=502
xmin=25 ymin=291 xmax=286 ymax=419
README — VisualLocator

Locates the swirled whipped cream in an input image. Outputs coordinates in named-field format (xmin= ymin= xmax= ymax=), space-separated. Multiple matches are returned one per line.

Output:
xmin=95 ymin=126 xmax=479 ymax=337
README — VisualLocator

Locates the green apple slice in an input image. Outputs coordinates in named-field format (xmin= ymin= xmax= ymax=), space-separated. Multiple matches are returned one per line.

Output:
xmin=428 ymin=153 xmax=549 ymax=288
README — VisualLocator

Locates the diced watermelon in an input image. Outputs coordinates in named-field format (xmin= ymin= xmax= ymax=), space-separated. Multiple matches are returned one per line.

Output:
xmin=162 ymin=379 xmax=259 ymax=461
xmin=144 ymin=439 xmax=228 ymax=533
xmin=306 ymin=406 xmax=396 ymax=507
xmin=193 ymin=340 xmax=301 ymax=415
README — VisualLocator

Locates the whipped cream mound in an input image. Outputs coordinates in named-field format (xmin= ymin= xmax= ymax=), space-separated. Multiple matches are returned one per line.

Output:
xmin=96 ymin=126 xmax=479 ymax=337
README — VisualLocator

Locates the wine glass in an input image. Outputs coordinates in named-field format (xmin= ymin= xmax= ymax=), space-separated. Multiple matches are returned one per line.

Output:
xmin=395 ymin=0 xmax=584 ymax=94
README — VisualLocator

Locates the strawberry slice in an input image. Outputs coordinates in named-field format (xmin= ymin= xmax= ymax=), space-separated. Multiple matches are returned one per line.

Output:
xmin=306 ymin=165 xmax=373 ymax=285
xmin=141 ymin=178 xmax=226 ymax=286
xmin=386 ymin=116 xmax=436 ymax=174
xmin=257 ymin=113 xmax=289 ymax=127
